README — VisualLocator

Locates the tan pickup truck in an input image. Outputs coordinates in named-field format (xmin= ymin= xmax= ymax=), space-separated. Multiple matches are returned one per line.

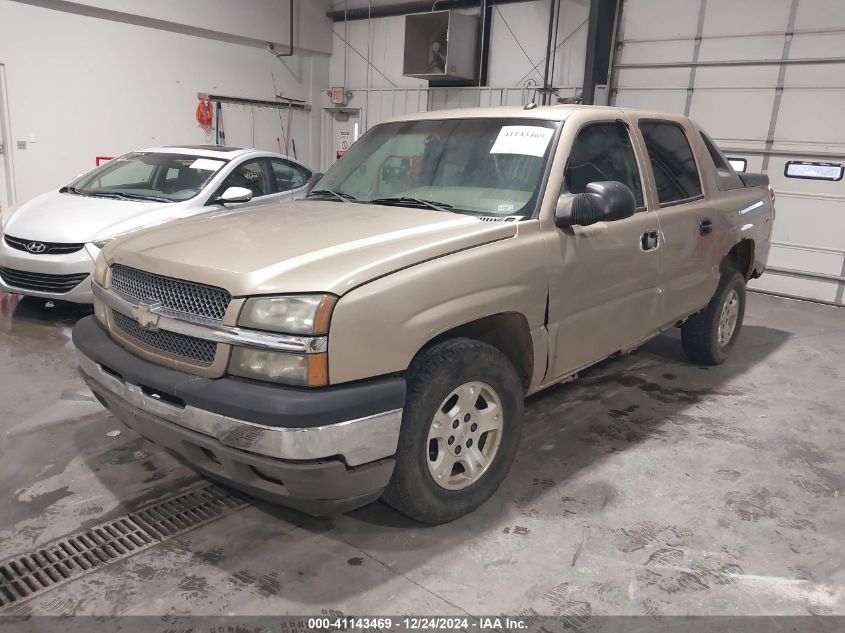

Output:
xmin=73 ymin=105 xmax=774 ymax=524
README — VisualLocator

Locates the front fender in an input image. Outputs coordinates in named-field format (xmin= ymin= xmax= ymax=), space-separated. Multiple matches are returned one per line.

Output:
xmin=327 ymin=223 xmax=551 ymax=386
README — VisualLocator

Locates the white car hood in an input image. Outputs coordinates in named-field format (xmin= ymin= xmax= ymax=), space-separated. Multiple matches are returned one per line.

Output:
xmin=2 ymin=190 xmax=188 ymax=244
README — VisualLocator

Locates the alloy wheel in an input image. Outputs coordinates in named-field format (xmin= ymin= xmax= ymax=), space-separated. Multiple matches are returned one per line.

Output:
xmin=426 ymin=381 xmax=504 ymax=490
xmin=718 ymin=288 xmax=740 ymax=347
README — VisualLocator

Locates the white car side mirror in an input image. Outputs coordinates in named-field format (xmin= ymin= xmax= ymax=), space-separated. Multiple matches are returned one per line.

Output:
xmin=216 ymin=186 xmax=253 ymax=205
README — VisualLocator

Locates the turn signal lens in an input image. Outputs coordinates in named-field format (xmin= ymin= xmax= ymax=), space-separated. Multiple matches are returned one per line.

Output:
xmin=94 ymin=297 xmax=107 ymax=325
xmin=229 ymin=349 xmax=328 ymax=387
xmin=93 ymin=252 xmax=109 ymax=286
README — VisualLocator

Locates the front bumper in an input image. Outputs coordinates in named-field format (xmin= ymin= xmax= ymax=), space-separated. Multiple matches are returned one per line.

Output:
xmin=73 ymin=316 xmax=406 ymax=515
xmin=0 ymin=238 xmax=96 ymax=302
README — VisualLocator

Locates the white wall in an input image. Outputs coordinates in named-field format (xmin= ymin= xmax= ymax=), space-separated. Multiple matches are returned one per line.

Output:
xmin=320 ymin=1 xmax=589 ymax=171
xmin=59 ymin=0 xmax=333 ymax=55
xmin=328 ymin=0 xmax=589 ymax=90
xmin=0 ymin=0 xmax=332 ymax=205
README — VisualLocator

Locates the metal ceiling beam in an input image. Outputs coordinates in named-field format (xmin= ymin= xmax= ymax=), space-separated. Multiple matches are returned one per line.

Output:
xmin=582 ymin=0 xmax=618 ymax=104
xmin=326 ymin=0 xmax=532 ymax=22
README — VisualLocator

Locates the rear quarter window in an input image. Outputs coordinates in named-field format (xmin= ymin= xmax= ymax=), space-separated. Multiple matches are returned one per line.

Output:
xmin=699 ymin=130 xmax=746 ymax=191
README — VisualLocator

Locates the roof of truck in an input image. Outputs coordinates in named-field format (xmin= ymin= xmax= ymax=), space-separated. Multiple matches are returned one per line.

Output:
xmin=386 ymin=104 xmax=690 ymax=125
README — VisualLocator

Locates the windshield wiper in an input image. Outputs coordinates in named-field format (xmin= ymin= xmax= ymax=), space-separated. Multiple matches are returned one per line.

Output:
xmin=111 ymin=192 xmax=174 ymax=203
xmin=82 ymin=191 xmax=126 ymax=200
xmin=60 ymin=187 xmax=172 ymax=202
xmin=59 ymin=187 xmax=126 ymax=201
xmin=368 ymin=197 xmax=455 ymax=213
xmin=306 ymin=189 xmax=357 ymax=203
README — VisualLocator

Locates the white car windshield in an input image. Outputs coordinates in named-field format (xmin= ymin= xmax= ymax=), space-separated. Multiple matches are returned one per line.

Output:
xmin=311 ymin=118 xmax=560 ymax=217
xmin=65 ymin=152 xmax=227 ymax=203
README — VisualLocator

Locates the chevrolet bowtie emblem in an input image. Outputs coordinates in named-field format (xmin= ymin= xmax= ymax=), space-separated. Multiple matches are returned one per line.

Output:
xmin=131 ymin=300 xmax=162 ymax=331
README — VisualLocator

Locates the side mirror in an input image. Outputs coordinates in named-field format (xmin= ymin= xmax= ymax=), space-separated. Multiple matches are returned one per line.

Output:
xmin=555 ymin=181 xmax=636 ymax=229
xmin=216 ymin=186 xmax=253 ymax=205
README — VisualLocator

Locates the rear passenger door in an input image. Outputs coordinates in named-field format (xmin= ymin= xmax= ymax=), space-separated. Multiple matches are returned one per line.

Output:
xmin=268 ymin=158 xmax=313 ymax=201
xmin=636 ymin=119 xmax=720 ymax=326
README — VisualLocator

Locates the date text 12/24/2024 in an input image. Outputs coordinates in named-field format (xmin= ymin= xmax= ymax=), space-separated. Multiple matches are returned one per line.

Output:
xmin=304 ymin=617 xmax=528 ymax=631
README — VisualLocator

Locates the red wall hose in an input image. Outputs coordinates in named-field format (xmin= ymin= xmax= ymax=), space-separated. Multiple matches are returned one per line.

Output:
xmin=196 ymin=98 xmax=213 ymax=128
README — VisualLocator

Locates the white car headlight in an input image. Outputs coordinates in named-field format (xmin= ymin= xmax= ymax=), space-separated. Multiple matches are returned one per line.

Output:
xmin=229 ymin=348 xmax=328 ymax=387
xmin=0 ymin=205 xmax=19 ymax=231
xmin=239 ymin=294 xmax=336 ymax=335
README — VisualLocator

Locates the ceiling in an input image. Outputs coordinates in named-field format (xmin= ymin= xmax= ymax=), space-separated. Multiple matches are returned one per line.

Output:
xmin=329 ymin=0 xmax=428 ymax=10
xmin=328 ymin=0 xmax=590 ymax=14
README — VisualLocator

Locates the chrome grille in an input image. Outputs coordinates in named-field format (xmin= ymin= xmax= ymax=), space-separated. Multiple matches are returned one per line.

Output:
xmin=113 ymin=311 xmax=216 ymax=364
xmin=4 ymin=235 xmax=86 ymax=255
xmin=110 ymin=265 xmax=230 ymax=321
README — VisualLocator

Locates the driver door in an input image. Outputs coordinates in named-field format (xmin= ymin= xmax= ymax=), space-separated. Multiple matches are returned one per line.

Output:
xmin=210 ymin=158 xmax=275 ymax=209
xmin=544 ymin=119 xmax=662 ymax=380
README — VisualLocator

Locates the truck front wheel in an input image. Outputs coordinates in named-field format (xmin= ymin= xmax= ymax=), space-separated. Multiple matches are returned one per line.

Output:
xmin=384 ymin=338 xmax=523 ymax=524
xmin=681 ymin=270 xmax=746 ymax=365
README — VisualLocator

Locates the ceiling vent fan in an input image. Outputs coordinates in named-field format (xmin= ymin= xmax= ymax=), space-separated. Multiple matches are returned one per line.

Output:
xmin=403 ymin=10 xmax=479 ymax=82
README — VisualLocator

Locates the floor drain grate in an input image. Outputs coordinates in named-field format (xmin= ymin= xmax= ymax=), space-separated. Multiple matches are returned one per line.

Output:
xmin=0 ymin=482 xmax=248 ymax=610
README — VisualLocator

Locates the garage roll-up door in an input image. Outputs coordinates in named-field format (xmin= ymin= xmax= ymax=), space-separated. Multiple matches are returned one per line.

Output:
xmin=610 ymin=0 xmax=845 ymax=305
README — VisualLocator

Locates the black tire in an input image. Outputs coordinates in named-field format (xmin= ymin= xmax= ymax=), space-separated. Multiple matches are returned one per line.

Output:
xmin=681 ymin=270 xmax=746 ymax=365
xmin=383 ymin=338 xmax=523 ymax=524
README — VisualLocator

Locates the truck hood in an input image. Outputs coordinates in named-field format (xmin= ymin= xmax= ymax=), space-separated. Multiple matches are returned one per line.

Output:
xmin=106 ymin=200 xmax=518 ymax=296
xmin=3 ymin=190 xmax=190 ymax=244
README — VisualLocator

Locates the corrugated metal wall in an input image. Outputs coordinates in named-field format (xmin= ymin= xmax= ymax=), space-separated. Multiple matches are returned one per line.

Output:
xmin=610 ymin=0 xmax=845 ymax=305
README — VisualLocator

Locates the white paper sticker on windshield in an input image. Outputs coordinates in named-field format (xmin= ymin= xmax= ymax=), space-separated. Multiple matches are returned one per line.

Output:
xmin=490 ymin=126 xmax=554 ymax=157
xmin=190 ymin=158 xmax=225 ymax=172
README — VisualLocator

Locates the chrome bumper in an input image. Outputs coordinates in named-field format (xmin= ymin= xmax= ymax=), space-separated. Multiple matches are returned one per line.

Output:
xmin=77 ymin=350 xmax=403 ymax=467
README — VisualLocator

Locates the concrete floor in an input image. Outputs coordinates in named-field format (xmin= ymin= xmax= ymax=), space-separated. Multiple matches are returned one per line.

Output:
xmin=0 ymin=291 xmax=843 ymax=620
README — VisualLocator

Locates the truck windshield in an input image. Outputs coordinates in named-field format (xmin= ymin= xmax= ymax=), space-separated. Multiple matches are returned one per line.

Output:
xmin=314 ymin=118 xmax=560 ymax=217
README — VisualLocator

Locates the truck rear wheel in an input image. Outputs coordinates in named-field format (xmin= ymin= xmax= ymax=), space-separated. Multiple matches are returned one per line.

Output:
xmin=384 ymin=338 xmax=523 ymax=524
xmin=681 ymin=270 xmax=746 ymax=365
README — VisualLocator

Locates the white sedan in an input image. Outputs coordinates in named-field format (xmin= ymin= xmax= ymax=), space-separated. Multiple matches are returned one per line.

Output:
xmin=0 ymin=145 xmax=317 ymax=303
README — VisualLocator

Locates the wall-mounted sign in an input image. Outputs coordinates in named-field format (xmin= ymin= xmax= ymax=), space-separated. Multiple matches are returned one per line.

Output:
xmin=336 ymin=130 xmax=351 ymax=160
xmin=330 ymin=87 xmax=347 ymax=106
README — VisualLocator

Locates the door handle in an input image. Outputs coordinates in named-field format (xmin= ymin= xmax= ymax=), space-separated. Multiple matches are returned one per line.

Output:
xmin=640 ymin=230 xmax=659 ymax=251
xmin=700 ymin=219 xmax=713 ymax=236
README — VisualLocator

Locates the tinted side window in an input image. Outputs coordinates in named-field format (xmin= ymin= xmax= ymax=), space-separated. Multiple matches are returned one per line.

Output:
xmin=700 ymin=131 xmax=729 ymax=171
xmin=639 ymin=121 xmax=702 ymax=205
xmin=215 ymin=159 xmax=271 ymax=199
xmin=565 ymin=121 xmax=644 ymax=208
xmin=269 ymin=159 xmax=311 ymax=192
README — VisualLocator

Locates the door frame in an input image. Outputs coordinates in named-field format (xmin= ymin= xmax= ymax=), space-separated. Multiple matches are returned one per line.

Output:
xmin=0 ymin=64 xmax=17 ymax=209
xmin=542 ymin=113 xmax=663 ymax=381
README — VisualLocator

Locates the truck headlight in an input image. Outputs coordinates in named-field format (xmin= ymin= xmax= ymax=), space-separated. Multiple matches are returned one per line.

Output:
xmin=93 ymin=251 xmax=109 ymax=286
xmin=239 ymin=294 xmax=336 ymax=335
xmin=229 ymin=348 xmax=328 ymax=387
